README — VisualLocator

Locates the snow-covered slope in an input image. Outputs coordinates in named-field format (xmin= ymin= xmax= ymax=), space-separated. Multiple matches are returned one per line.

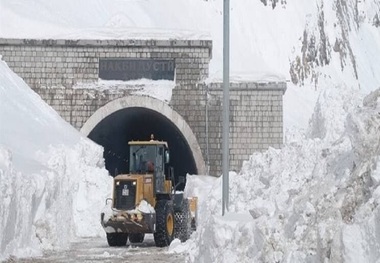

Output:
xmin=0 ymin=59 xmax=112 ymax=260
xmin=1 ymin=0 xmax=379 ymax=83
xmin=1 ymin=0 xmax=379 ymax=129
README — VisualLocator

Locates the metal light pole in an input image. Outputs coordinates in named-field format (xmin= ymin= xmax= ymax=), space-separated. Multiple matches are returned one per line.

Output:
xmin=222 ymin=0 xmax=230 ymax=216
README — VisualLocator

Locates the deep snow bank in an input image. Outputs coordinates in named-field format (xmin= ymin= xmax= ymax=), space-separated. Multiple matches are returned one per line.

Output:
xmin=180 ymin=85 xmax=380 ymax=263
xmin=0 ymin=59 xmax=112 ymax=260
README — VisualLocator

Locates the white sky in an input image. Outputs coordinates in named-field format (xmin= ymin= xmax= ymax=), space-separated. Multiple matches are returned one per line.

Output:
xmin=1 ymin=0 xmax=380 ymax=262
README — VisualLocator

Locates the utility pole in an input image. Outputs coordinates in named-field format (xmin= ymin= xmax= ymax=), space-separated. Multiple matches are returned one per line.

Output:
xmin=222 ymin=0 xmax=230 ymax=216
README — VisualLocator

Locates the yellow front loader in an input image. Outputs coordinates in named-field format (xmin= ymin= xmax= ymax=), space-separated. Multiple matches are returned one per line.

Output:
xmin=101 ymin=137 xmax=197 ymax=247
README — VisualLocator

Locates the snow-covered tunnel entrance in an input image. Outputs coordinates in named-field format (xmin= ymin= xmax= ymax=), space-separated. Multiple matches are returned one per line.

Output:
xmin=81 ymin=95 xmax=205 ymax=189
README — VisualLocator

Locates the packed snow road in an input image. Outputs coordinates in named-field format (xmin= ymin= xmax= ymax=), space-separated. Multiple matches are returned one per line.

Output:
xmin=10 ymin=236 xmax=186 ymax=263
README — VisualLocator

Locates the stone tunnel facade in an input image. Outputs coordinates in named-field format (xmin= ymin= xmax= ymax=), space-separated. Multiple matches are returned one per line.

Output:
xmin=0 ymin=38 xmax=286 ymax=176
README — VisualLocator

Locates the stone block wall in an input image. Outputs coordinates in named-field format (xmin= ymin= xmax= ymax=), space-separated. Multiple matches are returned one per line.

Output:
xmin=32 ymin=87 xmax=138 ymax=130
xmin=0 ymin=38 xmax=211 ymax=88
xmin=0 ymin=38 xmax=286 ymax=176
xmin=0 ymin=37 xmax=213 ymax=152
xmin=171 ymin=82 xmax=286 ymax=175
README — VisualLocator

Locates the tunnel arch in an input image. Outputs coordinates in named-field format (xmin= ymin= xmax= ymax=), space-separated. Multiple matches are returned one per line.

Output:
xmin=81 ymin=95 xmax=206 ymax=186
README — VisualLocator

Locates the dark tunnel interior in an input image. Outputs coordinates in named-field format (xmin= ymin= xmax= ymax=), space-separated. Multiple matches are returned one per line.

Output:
xmin=88 ymin=107 xmax=197 ymax=190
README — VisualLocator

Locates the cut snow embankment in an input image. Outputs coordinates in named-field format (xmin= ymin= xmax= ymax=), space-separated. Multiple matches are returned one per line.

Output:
xmin=0 ymin=59 xmax=112 ymax=261
xmin=175 ymin=86 xmax=380 ymax=263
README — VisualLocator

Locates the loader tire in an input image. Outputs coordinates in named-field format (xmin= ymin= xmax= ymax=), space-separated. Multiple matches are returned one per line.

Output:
xmin=174 ymin=199 xmax=191 ymax=242
xmin=154 ymin=200 xmax=174 ymax=247
xmin=106 ymin=233 xmax=128 ymax=247
xmin=129 ymin=233 xmax=145 ymax=243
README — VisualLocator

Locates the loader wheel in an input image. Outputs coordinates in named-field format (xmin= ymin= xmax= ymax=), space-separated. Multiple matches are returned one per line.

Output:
xmin=106 ymin=233 xmax=128 ymax=247
xmin=174 ymin=199 xmax=191 ymax=242
xmin=174 ymin=199 xmax=192 ymax=242
xmin=154 ymin=200 xmax=174 ymax=247
xmin=129 ymin=233 xmax=145 ymax=243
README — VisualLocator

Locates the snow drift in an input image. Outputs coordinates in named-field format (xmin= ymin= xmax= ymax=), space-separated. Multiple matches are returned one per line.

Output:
xmin=178 ymin=85 xmax=380 ymax=262
xmin=0 ymin=59 xmax=112 ymax=260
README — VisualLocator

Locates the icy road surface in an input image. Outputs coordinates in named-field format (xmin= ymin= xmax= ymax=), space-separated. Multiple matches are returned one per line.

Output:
xmin=12 ymin=236 xmax=186 ymax=263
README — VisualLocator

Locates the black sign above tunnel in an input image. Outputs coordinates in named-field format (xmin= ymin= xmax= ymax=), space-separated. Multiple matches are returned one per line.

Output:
xmin=99 ymin=58 xmax=175 ymax=81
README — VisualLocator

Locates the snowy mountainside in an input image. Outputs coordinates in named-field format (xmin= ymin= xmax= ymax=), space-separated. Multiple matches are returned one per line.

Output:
xmin=288 ymin=0 xmax=380 ymax=89
xmin=1 ymin=0 xmax=379 ymax=130
xmin=1 ymin=0 xmax=379 ymax=92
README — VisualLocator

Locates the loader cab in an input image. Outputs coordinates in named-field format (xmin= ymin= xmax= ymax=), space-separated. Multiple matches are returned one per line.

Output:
xmin=130 ymin=145 xmax=157 ymax=174
xmin=128 ymin=139 xmax=170 ymax=194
